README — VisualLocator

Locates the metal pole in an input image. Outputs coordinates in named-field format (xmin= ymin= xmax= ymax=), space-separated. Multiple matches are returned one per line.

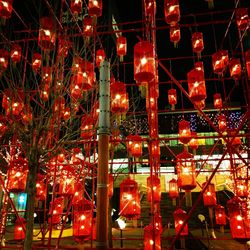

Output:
xmin=96 ymin=60 xmax=110 ymax=250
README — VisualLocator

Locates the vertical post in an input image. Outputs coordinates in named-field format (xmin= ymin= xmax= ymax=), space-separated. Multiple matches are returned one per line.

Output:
xmin=96 ymin=60 xmax=110 ymax=250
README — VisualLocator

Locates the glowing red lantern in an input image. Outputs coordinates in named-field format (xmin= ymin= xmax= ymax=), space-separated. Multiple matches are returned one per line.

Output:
xmin=72 ymin=182 xmax=84 ymax=205
xmin=36 ymin=174 xmax=46 ymax=201
xmin=78 ymin=60 xmax=95 ymax=91
xmin=148 ymin=110 xmax=158 ymax=138
xmin=7 ymin=157 xmax=28 ymax=193
xmin=192 ymin=32 xmax=204 ymax=55
xmin=169 ymin=178 xmax=178 ymax=199
xmin=39 ymin=17 xmax=56 ymax=50
xmin=120 ymin=177 xmax=140 ymax=219
xmin=168 ymin=88 xmax=177 ymax=109
xmin=0 ymin=49 xmax=9 ymax=72
xmin=81 ymin=115 xmax=94 ymax=139
xmin=70 ymin=75 xmax=83 ymax=100
xmin=235 ymin=8 xmax=249 ymax=31
xmin=70 ymin=0 xmax=82 ymax=14
xmin=73 ymin=199 xmax=92 ymax=242
xmin=147 ymin=175 xmax=161 ymax=203
xmin=0 ymin=0 xmax=13 ymax=19
xmin=228 ymin=129 xmax=242 ymax=148
xmin=134 ymin=41 xmax=155 ymax=84
xmin=88 ymin=0 xmax=102 ymax=17
xmin=176 ymin=149 xmax=196 ymax=191
xmin=215 ymin=205 xmax=226 ymax=226
xmin=170 ymin=23 xmax=181 ymax=46
xmin=212 ymin=50 xmax=229 ymax=75
xmin=174 ymin=208 xmax=188 ymax=236
xmin=217 ymin=114 xmax=227 ymax=132
xmin=144 ymin=224 xmax=161 ymax=250
xmin=164 ymin=0 xmax=180 ymax=25
xmin=32 ymin=53 xmax=42 ymax=72
xmin=108 ymin=174 xmax=114 ymax=198
xmin=126 ymin=134 xmax=143 ymax=158
xmin=53 ymin=96 xmax=65 ymax=118
xmin=153 ymin=213 xmax=163 ymax=233
xmin=202 ymin=182 xmax=217 ymax=207
xmin=116 ymin=36 xmax=127 ymax=61
xmin=213 ymin=93 xmax=222 ymax=109
xmin=49 ymin=197 xmax=64 ymax=225
xmin=229 ymin=58 xmax=241 ymax=79
xmin=58 ymin=166 xmax=76 ymax=196
xmin=245 ymin=50 xmax=250 ymax=79
xmin=178 ymin=119 xmax=191 ymax=144
xmin=96 ymin=49 xmax=105 ymax=67
xmin=63 ymin=107 xmax=71 ymax=121
xmin=10 ymin=44 xmax=22 ymax=63
xmin=150 ymin=140 xmax=160 ymax=158
xmin=83 ymin=16 xmax=93 ymax=37
xmin=40 ymin=83 xmax=50 ymax=101
xmin=188 ymin=131 xmax=198 ymax=152
xmin=145 ymin=0 xmax=156 ymax=17
xmin=146 ymin=84 xmax=158 ymax=111
xmin=14 ymin=218 xmax=26 ymax=240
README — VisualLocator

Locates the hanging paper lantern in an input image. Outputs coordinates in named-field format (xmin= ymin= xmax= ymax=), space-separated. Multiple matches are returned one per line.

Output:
xmin=14 ymin=218 xmax=26 ymax=240
xmin=188 ymin=131 xmax=198 ymax=152
xmin=144 ymin=0 xmax=156 ymax=17
xmin=164 ymin=0 xmax=180 ymax=25
xmin=191 ymin=32 xmax=204 ymax=55
xmin=70 ymin=0 xmax=82 ymax=14
xmin=245 ymin=50 xmax=250 ymax=79
xmin=227 ymin=129 xmax=242 ymax=148
xmin=150 ymin=140 xmax=160 ymax=158
xmin=119 ymin=177 xmax=140 ymax=219
xmin=58 ymin=166 xmax=76 ymax=196
xmin=213 ymin=93 xmax=223 ymax=109
xmin=212 ymin=50 xmax=229 ymax=75
xmin=40 ymin=83 xmax=50 ymax=101
xmin=78 ymin=60 xmax=95 ymax=91
xmin=88 ymin=0 xmax=102 ymax=17
xmin=63 ymin=107 xmax=71 ymax=121
xmin=0 ymin=0 xmax=13 ymax=19
xmin=39 ymin=17 xmax=56 ymax=50
xmin=70 ymin=75 xmax=83 ymax=100
xmin=81 ymin=115 xmax=94 ymax=139
xmin=148 ymin=110 xmax=158 ymax=138
xmin=176 ymin=149 xmax=196 ymax=191
xmin=10 ymin=44 xmax=22 ymax=63
xmin=153 ymin=213 xmax=163 ymax=233
xmin=202 ymin=182 xmax=217 ymax=207
xmin=235 ymin=8 xmax=249 ymax=31
xmin=7 ymin=157 xmax=28 ymax=193
xmin=73 ymin=199 xmax=92 ymax=242
xmin=147 ymin=175 xmax=161 ymax=203
xmin=229 ymin=58 xmax=241 ymax=80
xmin=217 ymin=114 xmax=227 ymax=132
xmin=126 ymin=134 xmax=143 ymax=158
xmin=146 ymin=84 xmax=159 ymax=111
xmin=170 ymin=23 xmax=181 ymax=46
xmin=116 ymin=36 xmax=127 ymax=61
xmin=174 ymin=208 xmax=188 ymax=236
xmin=0 ymin=49 xmax=9 ymax=72
xmin=168 ymin=88 xmax=177 ymax=108
xmin=108 ymin=174 xmax=114 ymax=198
xmin=169 ymin=178 xmax=178 ymax=199
xmin=36 ymin=174 xmax=46 ymax=201
xmin=32 ymin=52 xmax=42 ymax=72
xmin=134 ymin=41 xmax=155 ymax=84
xmin=96 ymin=49 xmax=105 ymax=67
xmin=178 ymin=119 xmax=191 ymax=144
xmin=49 ymin=197 xmax=64 ymax=225
xmin=215 ymin=205 xmax=226 ymax=226
xmin=83 ymin=16 xmax=93 ymax=37
xmin=72 ymin=182 xmax=84 ymax=205
xmin=144 ymin=224 xmax=161 ymax=250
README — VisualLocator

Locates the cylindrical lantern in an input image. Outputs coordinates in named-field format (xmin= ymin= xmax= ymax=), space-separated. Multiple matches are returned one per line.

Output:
xmin=144 ymin=224 xmax=161 ymax=250
xmin=212 ymin=50 xmax=229 ymax=75
xmin=126 ymin=134 xmax=143 ymax=158
xmin=32 ymin=53 xmax=42 ymax=72
xmin=245 ymin=50 xmax=250 ymax=79
xmin=108 ymin=174 xmax=114 ymax=198
xmin=170 ymin=23 xmax=181 ymax=46
xmin=49 ymin=197 xmax=64 ymax=225
xmin=215 ymin=205 xmax=226 ymax=226
xmin=10 ymin=44 xmax=22 ymax=63
xmin=169 ymin=178 xmax=179 ymax=199
xmin=188 ymin=131 xmax=198 ymax=152
xmin=0 ymin=0 xmax=13 ymax=19
xmin=39 ymin=17 xmax=56 ymax=50
xmin=72 ymin=182 xmax=84 ymax=205
xmin=202 ymin=182 xmax=217 ymax=207
xmin=58 ymin=166 xmax=76 ymax=196
xmin=145 ymin=0 xmax=156 ymax=17
xmin=70 ymin=0 xmax=82 ymax=14
xmin=235 ymin=8 xmax=249 ymax=31
xmin=119 ymin=177 xmax=140 ymax=219
xmin=96 ymin=49 xmax=105 ymax=67
xmin=36 ymin=174 xmax=46 ymax=201
xmin=178 ymin=119 xmax=191 ymax=145
xmin=217 ymin=114 xmax=227 ymax=132
xmin=192 ymin=32 xmax=204 ymax=55
xmin=78 ymin=60 xmax=95 ymax=91
xmin=88 ymin=0 xmax=102 ymax=17
xmin=14 ymin=218 xmax=26 ymax=240
xmin=150 ymin=140 xmax=160 ymax=158
xmin=227 ymin=129 xmax=242 ymax=148
xmin=164 ymin=0 xmax=180 ymax=25
xmin=83 ymin=16 xmax=93 ymax=37
xmin=168 ymin=88 xmax=177 ymax=109
xmin=117 ymin=36 xmax=127 ymax=61
xmin=174 ymin=208 xmax=188 ymax=236
xmin=134 ymin=41 xmax=155 ymax=84
xmin=147 ymin=175 xmax=161 ymax=203
xmin=153 ymin=213 xmax=163 ymax=233
xmin=213 ymin=93 xmax=223 ymax=109
xmin=0 ymin=49 xmax=9 ymax=72
xmin=229 ymin=58 xmax=241 ymax=80
xmin=81 ymin=115 xmax=94 ymax=139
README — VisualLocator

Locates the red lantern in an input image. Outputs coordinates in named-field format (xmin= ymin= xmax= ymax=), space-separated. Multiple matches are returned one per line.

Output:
xmin=215 ymin=205 xmax=226 ymax=226
xmin=32 ymin=52 xmax=42 ymax=72
xmin=49 ymin=197 xmax=64 ymax=225
xmin=73 ymin=199 xmax=92 ymax=242
xmin=134 ymin=41 xmax=155 ymax=84
xmin=202 ymin=182 xmax=217 ymax=207
xmin=229 ymin=58 xmax=241 ymax=80
xmin=178 ymin=119 xmax=191 ymax=144
xmin=96 ymin=49 xmax=105 ymax=67
xmin=164 ymin=0 xmax=180 ymax=25
xmin=78 ymin=60 xmax=95 ymax=91
xmin=168 ymin=88 xmax=177 ymax=108
xmin=88 ymin=0 xmax=102 ymax=17
xmin=228 ymin=129 xmax=242 ymax=148
xmin=81 ymin=115 xmax=94 ymax=139
xmin=126 ymin=134 xmax=143 ymax=158
xmin=0 ymin=0 xmax=13 ymax=19
xmin=188 ymin=132 xmax=198 ymax=154
xmin=58 ymin=166 xmax=76 ymax=196
xmin=235 ymin=179 xmax=248 ymax=198
xmin=235 ymin=8 xmax=249 ymax=31
xmin=72 ymin=182 xmax=84 ymax=205
xmin=108 ymin=174 xmax=114 ymax=198
xmin=245 ymin=50 xmax=250 ymax=79
xmin=70 ymin=75 xmax=83 ymax=100
xmin=150 ymin=140 xmax=160 ymax=158
xmin=213 ymin=93 xmax=222 ymax=109
xmin=147 ymin=175 xmax=161 ymax=203
xmin=217 ymin=114 xmax=227 ymax=132
xmin=192 ymin=32 xmax=204 ymax=54
xmin=14 ymin=218 xmax=26 ymax=240
xmin=119 ymin=177 xmax=140 ymax=219
xmin=169 ymin=178 xmax=178 ymax=199
xmin=146 ymin=84 xmax=158 ymax=111
xmin=170 ymin=23 xmax=181 ymax=46
xmin=148 ymin=110 xmax=158 ymax=138
xmin=70 ymin=0 xmax=82 ymax=14
xmin=212 ymin=50 xmax=229 ymax=75
xmin=0 ymin=49 xmax=9 ymax=72
xmin=7 ymin=157 xmax=28 ymax=193
xmin=116 ymin=36 xmax=127 ymax=61
xmin=153 ymin=213 xmax=163 ymax=233
xmin=10 ymin=44 xmax=22 ymax=63
xmin=176 ymin=149 xmax=196 ymax=191
xmin=39 ymin=17 xmax=56 ymax=50
xmin=63 ymin=107 xmax=71 ymax=121
xmin=174 ymin=208 xmax=188 ymax=236
xmin=40 ymin=83 xmax=50 ymax=101
xmin=83 ymin=16 xmax=93 ymax=37
xmin=53 ymin=96 xmax=65 ymax=118
xmin=144 ymin=224 xmax=161 ymax=250
xmin=145 ymin=0 xmax=156 ymax=17
xmin=36 ymin=174 xmax=46 ymax=201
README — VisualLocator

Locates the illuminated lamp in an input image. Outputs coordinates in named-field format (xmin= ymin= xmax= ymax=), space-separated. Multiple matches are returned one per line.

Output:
xmin=215 ymin=205 xmax=226 ymax=226
xmin=72 ymin=182 xmax=84 ymax=205
xmin=49 ymin=197 xmax=64 ymax=225
xmin=187 ymin=67 xmax=206 ymax=103
xmin=227 ymin=129 xmax=242 ymax=148
xmin=147 ymin=175 xmax=161 ymax=203
xmin=83 ymin=16 xmax=93 ymax=37
xmin=70 ymin=75 xmax=83 ymax=100
xmin=10 ymin=44 xmax=22 ymax=63
xmin=153 ymin=213 xmax=163 ymax=233
xmin=119 ymin=177 xmax=140 ymax=219
xmin=14 ymin=217 xmax=26 ymax=240
xmin=169 ymin=178 xmax=178 ymax=200
xmin=134 ymin=41 xmax=155 ymax=84
xmin=81 ymin=115 xmax=94 ymax=139
xmin=38 ymin=17 xmax=56 ymax=50
xmin=168 ymin=88 xmax=177 ymax=109
xmin=245 ymin=50 xmax=250 ymax=79
xmin=0 ymin=0 xmax=12 ymax=19
xmin=178 ymin=119 xmax=191 ymax=144
xmin=217 ymin=114 xmax=227 ymax=132
xmin=235 ymin=179 xmax=248 ymax=198
xmin=108 ymin=174 xmax=114 ymax=198
xmin=52 ymin=96 xmax=65 ymax=118
xmin=145 ymin=0 xmax=156 ymax=17
xmin=73 ymin=199 xmax=92 ymax=242
xmin=32 ymin=52 xmax=42 ymax=72
xmin=144 ymin=224 xmax=161 ymax=250
xmin=170 ymin=23 xmax=181 ymax=47
xmin=150 ymin=140 xmax=160 ymax=158
xmin=193 ymin=99 xmax=205 ymax=110
xmin=174 ymin=208 xmax=188 ymax=236
xmin=63 ymin=107 xmax=71 ymax=121
xmin=192 ymin=32 xmax=204 ymax=56
xmin=202 ymin=182 xmax=217 ymax=207
xmin=212 ymin=50 xmax=229 ymax=75
xmin=146 ymin=84 xmax=158 ymax=111
xmin=58 ymin=166 xmax=76 ymax=196
xmin=36 ymin=174 xmax=46 ymax=201
xmin=41 ymin=66 xmax=52 ymax=86
xmin=213 ymin=93 xmax=223 ymax=109
xmin=148 ymin=110 xmax=158 ymax=138
xmin=0 ymin=48 xmax=9 ymax=72
xmin=126 ymin=134 xmax=143 ymax=158
xmin=229 ymin=58 xmax=241 ymax=80
xmin=7 ymin=157 xmax=28 ymax=193
xmin=116 ymin=36 xmax=127 ymax=62
xmin=40 ymin=83 xmax=50 ymax=101
xmin=70 ymin=0 xmax=82 ymax=14
xmin=164 ymin=0 xmax=180 ymax=25
xmin=78 ymin=60 xmax=95 ymax=91
xmin=71 ymin=148 xmax=82 ymax=165
xmin=235 ymin=8 xmax=249 ymax=31
xmin=96 ymin=49 xmax=105 ymax=67
xmin=88 ymin=0 xmax=102 ymax=17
